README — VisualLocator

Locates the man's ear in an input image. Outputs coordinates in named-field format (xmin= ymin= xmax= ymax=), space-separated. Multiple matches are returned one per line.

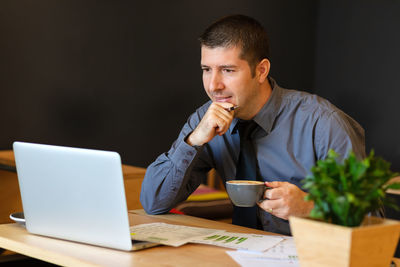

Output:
xmin=256 ymin=59 xmax=270 ymax=83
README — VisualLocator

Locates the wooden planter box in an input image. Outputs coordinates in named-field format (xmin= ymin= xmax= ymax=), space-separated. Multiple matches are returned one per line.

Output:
xmin=290 ymin=216 xmax=400 ymax=267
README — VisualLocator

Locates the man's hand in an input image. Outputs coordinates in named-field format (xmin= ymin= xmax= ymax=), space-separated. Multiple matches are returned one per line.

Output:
xmin=257 ymin=181 xmax=314 ymax=220
xmin=186 ymin=102 xmax=235 ymax=146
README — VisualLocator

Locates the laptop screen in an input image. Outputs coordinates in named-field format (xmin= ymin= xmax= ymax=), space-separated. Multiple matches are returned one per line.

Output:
xmin=13 ymin=142 xmax=133 ymax=250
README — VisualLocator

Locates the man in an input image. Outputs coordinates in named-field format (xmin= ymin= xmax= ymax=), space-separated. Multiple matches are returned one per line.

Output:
xmin=140 ymin=14 xmax=365 ymax=235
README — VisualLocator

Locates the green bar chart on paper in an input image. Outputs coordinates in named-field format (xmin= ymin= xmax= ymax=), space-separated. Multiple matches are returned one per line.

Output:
xmin=203 ymin=234 xmax=248 ymax=244
xmin=195 ymin=232 xmax=285 ymax=252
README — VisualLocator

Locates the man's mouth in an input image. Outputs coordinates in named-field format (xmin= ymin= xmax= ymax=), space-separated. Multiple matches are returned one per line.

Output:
xmin=214 ymin=96 xmax=232 ymax=103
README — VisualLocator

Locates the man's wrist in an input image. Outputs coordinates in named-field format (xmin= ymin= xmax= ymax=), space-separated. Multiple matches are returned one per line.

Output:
xmin=185 ymin=132 xmax=202 ymax=147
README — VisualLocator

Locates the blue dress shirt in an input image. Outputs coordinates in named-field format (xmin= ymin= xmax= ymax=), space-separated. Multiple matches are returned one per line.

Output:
xmin=140 ymin=78 xmax=365 ymax=235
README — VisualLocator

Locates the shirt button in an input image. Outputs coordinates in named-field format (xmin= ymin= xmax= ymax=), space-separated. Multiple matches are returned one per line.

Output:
xmin=187 ymin=151 xmax=194 ymax=156
xmin=183 ymin=159 xmax=189 ymax=164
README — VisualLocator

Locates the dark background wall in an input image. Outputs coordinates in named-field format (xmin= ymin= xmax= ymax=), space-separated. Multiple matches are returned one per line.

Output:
xmin=1 ymin=0 xmax=399 ymax=171
xmin=314 ymin=1 xmax=400 ymax=171
xmin=0 ymin=0 xmax=317 ymax=166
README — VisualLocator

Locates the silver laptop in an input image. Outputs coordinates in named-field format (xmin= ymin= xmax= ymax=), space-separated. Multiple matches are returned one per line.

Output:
xmin=13 ymin=141 xmax=158 ymax=251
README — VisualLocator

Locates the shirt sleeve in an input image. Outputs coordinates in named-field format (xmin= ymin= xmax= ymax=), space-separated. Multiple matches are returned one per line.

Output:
xmin=140 ymin=103 xmax=214 ymax=214
xmin=314 ymin=109 xmax=366 ymax=161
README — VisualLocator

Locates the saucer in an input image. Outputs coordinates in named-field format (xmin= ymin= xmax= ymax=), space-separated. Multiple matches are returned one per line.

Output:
xmin=10 ymin=212 xmax=25 ymax=225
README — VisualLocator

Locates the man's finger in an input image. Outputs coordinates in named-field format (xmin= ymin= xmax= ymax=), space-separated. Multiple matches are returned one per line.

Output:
xmin=264 ymin=187 xmax=283 ymax=200
xmin=212 ymin=104 xmax=235 ymax=120
xmin=257 ymin=199 xmax=280 ymax=213
xmin=212 ymin=101 xmax=235 ymax=110
xmin=265 ymin=181 xmax=284 ymax=188
xmin=213 ymin=114 xmax=231 ymax=134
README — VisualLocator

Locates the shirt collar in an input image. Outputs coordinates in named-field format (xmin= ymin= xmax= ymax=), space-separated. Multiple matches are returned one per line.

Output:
xmin=229 ymin=77 xmax=283 ymax=135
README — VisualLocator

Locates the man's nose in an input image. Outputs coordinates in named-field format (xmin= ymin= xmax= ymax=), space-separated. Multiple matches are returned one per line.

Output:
xmin=209 ymin=72 xmax=224 ymax=91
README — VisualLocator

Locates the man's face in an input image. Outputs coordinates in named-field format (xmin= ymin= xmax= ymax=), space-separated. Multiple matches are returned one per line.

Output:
xmin=201 ymin=45 xmax=262 ymax=120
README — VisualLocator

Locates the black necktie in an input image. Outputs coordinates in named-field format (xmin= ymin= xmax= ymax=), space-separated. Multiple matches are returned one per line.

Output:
xmin=232 ymin=120 xmax=261 ymax=229
xmin=235 ymin=120 xmax=258 ymax=180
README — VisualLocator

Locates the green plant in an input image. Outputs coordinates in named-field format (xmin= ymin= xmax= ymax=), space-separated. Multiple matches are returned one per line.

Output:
xmin=303 ymin=150 xmax=400 ymax=227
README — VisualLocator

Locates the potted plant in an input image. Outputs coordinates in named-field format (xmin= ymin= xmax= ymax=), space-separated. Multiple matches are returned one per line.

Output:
xmin=289 ymin=150 xmax=400 ymax=267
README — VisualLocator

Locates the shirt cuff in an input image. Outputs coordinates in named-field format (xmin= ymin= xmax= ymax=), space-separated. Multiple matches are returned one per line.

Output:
xmin=170 ymin=136 xmax=203 ymax=170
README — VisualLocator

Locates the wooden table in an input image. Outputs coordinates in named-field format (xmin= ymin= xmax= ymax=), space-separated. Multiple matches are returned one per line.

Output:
xmin=0 ymin=150 xmax=147 ymax=224
xmin=0 ymin=209 xmax=273 ymax=267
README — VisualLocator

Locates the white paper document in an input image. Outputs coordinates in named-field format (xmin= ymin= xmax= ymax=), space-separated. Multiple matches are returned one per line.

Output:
xmin=130 ymin=222 xmax=222 ymax=246
xmin=130 ymin=222 xmax=284 ymax=252
xmin=191 ymin=232 xmax=283 ymax=252
xmin=226 ymin=236 xmax=299 ymax=267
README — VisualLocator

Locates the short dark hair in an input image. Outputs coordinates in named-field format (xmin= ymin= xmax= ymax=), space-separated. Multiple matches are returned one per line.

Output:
xmin=199 ymin=14 xmax=270 ymax=75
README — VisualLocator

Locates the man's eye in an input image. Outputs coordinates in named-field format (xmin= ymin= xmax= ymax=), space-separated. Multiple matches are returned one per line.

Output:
xmin=202 ymin=68 xmax=210 ymax=72
xmin=223 ymin=69 xmax=234 ymax=73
